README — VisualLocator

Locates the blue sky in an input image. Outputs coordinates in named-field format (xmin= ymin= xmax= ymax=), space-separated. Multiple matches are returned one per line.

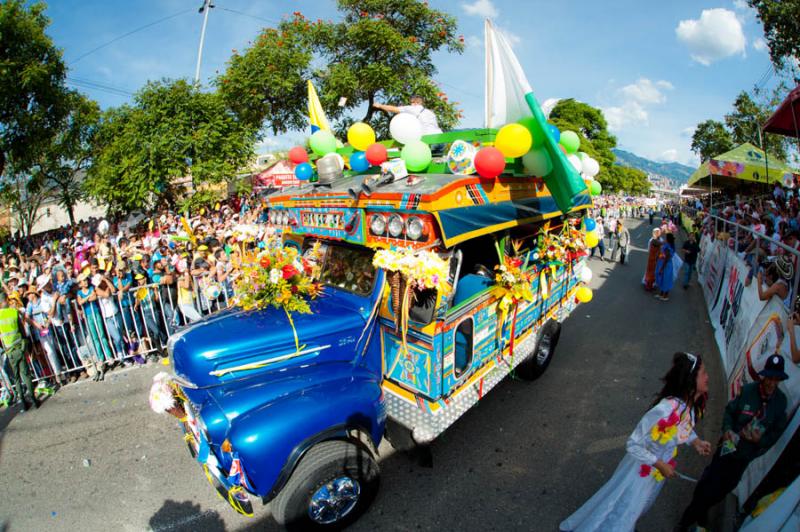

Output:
xmin=46 ymin=0 xmax=786 ymax=166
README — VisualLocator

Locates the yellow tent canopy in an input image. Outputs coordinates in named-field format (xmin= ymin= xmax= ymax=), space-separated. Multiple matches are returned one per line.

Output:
xmin=687 ymin=143 xmax=799 ymax=188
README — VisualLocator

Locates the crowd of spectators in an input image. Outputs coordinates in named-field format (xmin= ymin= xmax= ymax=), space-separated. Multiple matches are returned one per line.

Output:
xmin=0 ymin=194 xmax=266 ymax=405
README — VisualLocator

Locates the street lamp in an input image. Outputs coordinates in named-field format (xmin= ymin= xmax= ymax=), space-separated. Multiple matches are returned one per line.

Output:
xmin=194 ymin=0 xmax=215 ymax=84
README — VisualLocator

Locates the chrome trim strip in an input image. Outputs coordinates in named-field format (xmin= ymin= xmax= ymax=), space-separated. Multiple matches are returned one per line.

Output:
xmin=209 ymin=345 xmax=332 ymax=377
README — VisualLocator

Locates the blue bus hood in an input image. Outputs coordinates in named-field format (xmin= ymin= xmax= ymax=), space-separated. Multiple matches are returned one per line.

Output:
xmin=171 ymin=294 xmax=368 ymax=389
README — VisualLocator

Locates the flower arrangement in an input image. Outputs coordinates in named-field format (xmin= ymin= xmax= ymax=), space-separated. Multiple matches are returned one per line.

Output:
xmin=232 ymin=239 xmax=323 ymax=313
xmin=650 ymin=409 xmax=680 ymax=444
xmin=493 ymin=239 xmax=535 ymax=306
xmin=372 ymin=248 xmax=452 ymax=353
xmin=149 ymin=371 xmax=186 ymax=419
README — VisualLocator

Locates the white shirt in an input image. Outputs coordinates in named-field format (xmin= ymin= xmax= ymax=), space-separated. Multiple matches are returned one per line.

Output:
xmin=399 ymin=104 xmax=442 ymax=135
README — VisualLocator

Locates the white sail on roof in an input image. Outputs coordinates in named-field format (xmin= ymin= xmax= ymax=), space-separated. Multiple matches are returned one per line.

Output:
xmin=484 ymin=19 xmax=533 ymax=128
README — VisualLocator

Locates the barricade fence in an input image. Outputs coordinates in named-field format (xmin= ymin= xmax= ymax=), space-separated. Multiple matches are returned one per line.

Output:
xmin=681 ymin=205 xmax=800 ymax=516
xmin=0 ymin=275 xmax=234 ymax=399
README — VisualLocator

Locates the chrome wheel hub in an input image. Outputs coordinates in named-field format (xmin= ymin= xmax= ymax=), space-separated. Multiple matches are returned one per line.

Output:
xmin=536 ymin=336 xmax=551 ymax=364
xmin=308 ymin=476 xmax=361 ymax=524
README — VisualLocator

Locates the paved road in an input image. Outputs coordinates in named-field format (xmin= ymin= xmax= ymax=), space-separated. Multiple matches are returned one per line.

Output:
xmin=0 ymin=218 xmax=727 ymax=532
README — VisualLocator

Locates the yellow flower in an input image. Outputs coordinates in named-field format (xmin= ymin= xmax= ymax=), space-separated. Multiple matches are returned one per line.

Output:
xmin=276 ymin=290 xmax=292 ymax=304
xmin=651 ymin=423 xmax=677 ymax=445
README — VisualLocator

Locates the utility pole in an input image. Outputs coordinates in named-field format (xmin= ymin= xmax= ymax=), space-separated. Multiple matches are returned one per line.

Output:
xmin=194 ymin=0 xmax=214 ymax=84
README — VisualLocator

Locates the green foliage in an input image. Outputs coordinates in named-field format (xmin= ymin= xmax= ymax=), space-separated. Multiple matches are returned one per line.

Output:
xmin=0 ymin=165 xmax=52 ymax=237
xmin=86 ymin=79 xmax=256 ymax=215
xmin=747 ymin=0 xmax=800 ymax=71
xmin=549 ymin=99 xmax=647 ymax=193
xmin=218 ymin=1 xmax=464 ymax=138
xmin=690 ymin=120 xmax=734 ymax=162
xmin=724 ymin=89 xmax=791 ymax=161
xmin=0 ymin=0 xmax=70 ymax=176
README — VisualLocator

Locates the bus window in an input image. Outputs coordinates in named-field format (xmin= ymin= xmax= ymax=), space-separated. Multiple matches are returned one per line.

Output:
xmin=454 ymin=317 xmax=473 ymax=378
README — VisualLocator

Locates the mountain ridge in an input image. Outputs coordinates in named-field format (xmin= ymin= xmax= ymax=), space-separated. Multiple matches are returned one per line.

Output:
xmin=612 ymin=148 xmax=695 ymax=185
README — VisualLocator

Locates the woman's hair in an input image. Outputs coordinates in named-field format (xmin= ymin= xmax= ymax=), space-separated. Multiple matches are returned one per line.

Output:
xmin=652 ymin=352 xmax=706 ymax=419
xmin=665 ymin=233 xmax=675 ymax=246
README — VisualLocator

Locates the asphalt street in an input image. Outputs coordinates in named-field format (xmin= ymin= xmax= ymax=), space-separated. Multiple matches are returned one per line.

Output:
xmin=0 ymin=217 xmax=728 ymax=532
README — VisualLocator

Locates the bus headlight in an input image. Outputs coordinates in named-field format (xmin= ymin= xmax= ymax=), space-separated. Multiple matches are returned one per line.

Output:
xmin=405 ymin=216 xmax=425 ymax=240
xmin=387 ymin=214 xmax=404 ymax=238
xmin=370 ymin=214 xmax=386 ymax=235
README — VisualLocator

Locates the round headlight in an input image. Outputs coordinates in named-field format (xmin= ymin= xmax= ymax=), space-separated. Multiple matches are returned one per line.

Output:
xmin=406 ymin=216 xmax=425 ymax=240
xmin=387 ymin=214 xmax=404 ymax=238
xmin=370 ymin=214 xmax=386 ymax=235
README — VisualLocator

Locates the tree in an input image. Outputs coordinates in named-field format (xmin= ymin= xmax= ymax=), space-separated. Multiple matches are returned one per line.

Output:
xmin=747 ymin=1 xmax=800 ymax=71
xmin=0 ymin=166 xmax=52 ymax=237
xmin=724 ymin=89 xmax=791 ymax=161
xmin=690 ymin=120 xmax=734 ymax=162
xmin=0 ymin=1 xmax=70 ymax=176
xmin=86 ymin=79 xmax=256 ymax=215
xmin=40 ymin=91 xmax=100 ymax=225
xmin=218 ymin=1 xmax=464 ymax=137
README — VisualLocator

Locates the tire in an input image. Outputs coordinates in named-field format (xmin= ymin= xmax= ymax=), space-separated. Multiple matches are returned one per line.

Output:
xmin=272 ymin=440 xmax=380 ymax=530
xmin=515 ymin=320 xmax=561 ymax=381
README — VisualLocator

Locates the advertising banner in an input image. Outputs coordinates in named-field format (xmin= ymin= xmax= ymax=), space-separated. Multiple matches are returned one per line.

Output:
xmin=702 ymin=239 xmax=728 ymax=313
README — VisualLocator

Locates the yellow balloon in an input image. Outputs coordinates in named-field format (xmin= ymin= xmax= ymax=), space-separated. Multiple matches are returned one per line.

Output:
xmin=584 ymin=231 xmax=599 ymax=248
xmin=347 ymin=122 xmax=376 ymax=151
xmin=576 ymin=286 xmax=593 ymax=303
xmin=495 ymin=123 xmax=533 ymax=158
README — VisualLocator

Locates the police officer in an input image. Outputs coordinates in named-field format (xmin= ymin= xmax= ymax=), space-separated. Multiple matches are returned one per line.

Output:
xmin=0 ymin=291 xmax=40 ymax=411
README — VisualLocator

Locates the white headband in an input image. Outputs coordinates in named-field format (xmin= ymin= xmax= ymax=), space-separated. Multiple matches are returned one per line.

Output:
xmin=685 ymin=352 xmax=698 ymax=373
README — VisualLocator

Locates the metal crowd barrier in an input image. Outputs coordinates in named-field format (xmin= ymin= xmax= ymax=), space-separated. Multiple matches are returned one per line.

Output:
xmin=681 ymin=205 xmax=800 ymax=311
xmin=0 ymin=274 xmax=235 ymax=402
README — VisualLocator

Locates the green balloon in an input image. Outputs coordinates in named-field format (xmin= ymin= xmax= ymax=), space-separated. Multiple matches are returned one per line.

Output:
xmin=517 ymin=116 xmax=545 ymax=148
xmin=309 ymin=130 xmax=337 ymax=156
xmin=522 ymin=148 xmax=553 ymax=176
xmin=589 ymin=180 xmax=602 ymax=196
xmin=559 ymin=130 xmax=580 ymax=154
xmin=400 ymin=140 xmax=432 ymax=172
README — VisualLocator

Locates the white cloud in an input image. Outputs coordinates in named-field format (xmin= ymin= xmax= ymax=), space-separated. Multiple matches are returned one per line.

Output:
xmin=504 ymin=29 xmax=521 ymax=47
xmin=659 ymin=149 xmax=679 ymax=162
xmin=676 ymin=8 xmax=746 ymax=65
xmin=753 ymin=37 xmax=768 ymax=53
xmin=462 ymin=0 xmax=498 ymax=19
xmin=682 ymin=126 xmax=696 ymax=137
xmin=603 ymin=101 xmax=648 ymax=131
xmin=732 ymin=0 xmax=751 ymax=11
xmin=620 ymin=78 xmax=674 ymax=105
xmin=466 ymin=35 xmax=482 ymax=49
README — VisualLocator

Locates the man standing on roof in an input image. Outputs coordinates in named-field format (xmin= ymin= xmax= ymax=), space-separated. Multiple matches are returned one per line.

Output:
xmin=373 ymin=95 xmax=443 ymax=135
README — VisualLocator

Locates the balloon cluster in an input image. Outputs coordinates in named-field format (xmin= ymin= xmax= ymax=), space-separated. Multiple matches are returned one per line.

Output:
xmin=575 ymin=263 xmax=593 ymax=303
xmin=582 ymin=218 xmax=600 ymax=249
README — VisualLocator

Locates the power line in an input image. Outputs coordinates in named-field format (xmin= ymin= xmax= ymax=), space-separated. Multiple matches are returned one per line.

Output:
xmin=66 ymin=76 xmax=134 ymax=97
xmin=68 ymin=7 xmax=194 ymax=65
xmin=217 ymin=6 xmax=279 ymax=26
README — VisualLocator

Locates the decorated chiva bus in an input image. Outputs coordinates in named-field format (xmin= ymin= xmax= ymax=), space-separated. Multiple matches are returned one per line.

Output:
xmin=150 ymin=20 xmax=603 ymax=529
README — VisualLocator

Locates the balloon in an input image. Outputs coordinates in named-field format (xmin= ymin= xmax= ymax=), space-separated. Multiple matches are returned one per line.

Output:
xmin=559 ymin=130 xmax=580 ymax=153
xmin=584 ymin=218 xmax=597 ymax=231
xmin=474 ymin=147 xmax=506 ymax=178
xmin=517 ymin=116 xmax=545 ymax=148
xmin=579 ymin=266 xmax=593 ymax=284
xmin=582 ymin=157 xmax=600 ymax=178
xmin=309 ymin=130 xmax=337 ymax=156
xmin=567 ymin=154 xmax=583 ymax=173
xmin=576 ymin=286 xmax=593 ymax=303
xmin=294 ymin=162 xmax=313 ymax=180
xmin=590 ymin=180 xmax=603 ymax=196
xmin=547 ymin=124 xmax=560 ymax=143
xmin=522 ymin=148 xmax=553 ymax=176
xmin=389 ymin=113 xmax=423 ymax=144
xmin=365 ymin=143 xmax=388 ymax=166
xmin=347 ymin=122 xmax=376 ymax=151
xmin=288 ymin=146 xmax=309 ymax=164
xmin=495 ymin=123 xmax=532 ymax=158
xmin=349 ymin=151 xmax=370 ymax=172
xmin=400 ymin=140 xmax=432 ymax=172
xmin=585 ymin=231 xmax=599 ymax=248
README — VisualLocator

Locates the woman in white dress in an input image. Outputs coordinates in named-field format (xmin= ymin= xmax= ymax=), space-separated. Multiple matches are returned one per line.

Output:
xmin=560 ymin=352 xmax=713 ymax=532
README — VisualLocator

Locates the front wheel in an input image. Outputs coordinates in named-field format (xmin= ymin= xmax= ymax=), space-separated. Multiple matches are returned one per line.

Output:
xmin=272 ymin=440 xmax=380 ymax=530
xmin=516 ymin=320 xmax=561 ymax=381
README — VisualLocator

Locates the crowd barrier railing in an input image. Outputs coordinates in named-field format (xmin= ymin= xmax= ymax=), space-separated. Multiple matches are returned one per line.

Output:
xmin=0 ymin=275 xmax=235 ymax=401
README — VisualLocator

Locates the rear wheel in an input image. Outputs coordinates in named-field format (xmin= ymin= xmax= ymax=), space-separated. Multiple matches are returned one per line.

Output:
xmin=516 ymin=320 xmax=561 ymax=381
xmin=272 ymin=440 xmax=380 ymax=530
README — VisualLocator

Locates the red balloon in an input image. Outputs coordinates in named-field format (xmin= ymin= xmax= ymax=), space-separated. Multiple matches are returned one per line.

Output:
xmin=474 ymin=147 xmax=506 ymax=178
xmin=365 ymin=143 xmax=388 ymax=166
xmin=288 ymin=146 xmax=309 ymax=164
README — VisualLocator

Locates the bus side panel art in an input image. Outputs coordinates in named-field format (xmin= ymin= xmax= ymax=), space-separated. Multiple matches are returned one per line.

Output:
xmin=382 ymin=326 xmax=441 ymax=399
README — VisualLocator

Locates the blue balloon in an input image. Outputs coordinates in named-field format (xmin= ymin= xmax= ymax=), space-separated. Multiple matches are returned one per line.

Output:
xmin=584 ymin=218 xmax=596 ymax=231
xmin=547 ymin=124 xmax=560 ymax=143
xmin=295 ymin=162 xmax=313 ymax=180
xmin=350 ymin=151 xmax=370 ymax=172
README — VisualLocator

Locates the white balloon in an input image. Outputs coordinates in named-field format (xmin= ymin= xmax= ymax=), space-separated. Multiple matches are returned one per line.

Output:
xmin=567 ymin=154 xmax=583 ymax=173
xmin=389 ymin=113 xmax=423 ymax=144
xmin=522 ymin=148 xmax=553 ymax=176
xmin=97 ymin=220 xmax=109 ymax=235
xmin=579 ymin=265 xmax=593 ymax=283
xmin=578 ymin=151 xmax=591 ymax=163
xmin=583 ymin=157 xmax=600 ymax=178
xmin=323 ymin=153 xmax=345 ymax=171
